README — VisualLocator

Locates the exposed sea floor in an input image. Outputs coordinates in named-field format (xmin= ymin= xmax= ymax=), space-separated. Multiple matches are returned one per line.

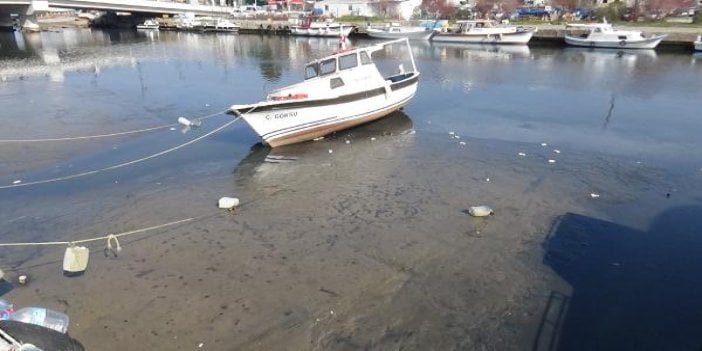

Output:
xmin=1 ymin=30 xmax=701 ymax=350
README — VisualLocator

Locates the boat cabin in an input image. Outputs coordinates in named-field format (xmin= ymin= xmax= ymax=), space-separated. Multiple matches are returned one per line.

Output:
xmin=304 ymin=49 xmax=374 ymax=81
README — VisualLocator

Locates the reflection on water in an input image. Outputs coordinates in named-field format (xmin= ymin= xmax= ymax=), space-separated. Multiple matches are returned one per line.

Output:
xmin=235 ymin=111 xmax=415 ymax=180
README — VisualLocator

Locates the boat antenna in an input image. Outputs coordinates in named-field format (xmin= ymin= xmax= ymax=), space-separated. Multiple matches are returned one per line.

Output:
xmin=338 ymin=26 xmax=348 ymax=51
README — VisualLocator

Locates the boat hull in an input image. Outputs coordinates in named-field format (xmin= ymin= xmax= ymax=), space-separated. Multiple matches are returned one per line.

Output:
xmin=366 ymin=28 xmax=434 ymax=40
xmin=290 ymin=26 xmax=353 ymax=37
xmin=432 ymin=28 xmax=535 ymax=44
xmin=136 ymin=25 xmax=159 ymax=30
xmin=232 ymin=74 xmax=419 ymax=147
xmin=565 ymin=35 xmax=666 ymax=49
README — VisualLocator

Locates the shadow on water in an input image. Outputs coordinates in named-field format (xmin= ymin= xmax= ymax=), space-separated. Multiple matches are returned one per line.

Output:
xmin=535 ymin=205 xmax=702 ymax=351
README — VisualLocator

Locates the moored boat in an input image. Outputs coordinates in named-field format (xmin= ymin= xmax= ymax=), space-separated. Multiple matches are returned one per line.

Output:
xmin=136 ymin=19 xmax=159 ymax=30
xmin=366 ymin=23 xmax=435 ymax=40
xmin=431 ymin=20 xmax=536 ymax=45
xmin=564 ymin=19 xmax=667 ymax=49
xmin=210 ymin=18 xmax=240 ymax=33
xmin=291 ymin=18 xmax=353 ymax=37
xmin=695 ymin=34 xmax=701 ymax=51
xmin=229 ymin=38 xmax=420 ymax=147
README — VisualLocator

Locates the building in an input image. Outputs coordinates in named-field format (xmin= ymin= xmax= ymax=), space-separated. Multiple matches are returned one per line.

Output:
xmin=313 ymin=0 xmax=421 ymax=20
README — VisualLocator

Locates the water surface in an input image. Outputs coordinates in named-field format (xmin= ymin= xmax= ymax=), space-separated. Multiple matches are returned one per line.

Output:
xmin=1 ymin=30 xmax=701 ymax=350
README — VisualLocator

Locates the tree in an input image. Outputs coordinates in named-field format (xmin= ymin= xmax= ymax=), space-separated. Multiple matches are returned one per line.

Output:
xmin=421 ymin=0 xmax=457 ymax=18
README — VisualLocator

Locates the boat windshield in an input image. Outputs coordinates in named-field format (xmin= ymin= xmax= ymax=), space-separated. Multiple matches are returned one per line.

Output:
xmin=360 ymin=51 xmax=372 ymax=65
xmin=305 ymin=63 xmax=319 ymax=80
xmin=319 ymin=58 xmax=337 ymax=76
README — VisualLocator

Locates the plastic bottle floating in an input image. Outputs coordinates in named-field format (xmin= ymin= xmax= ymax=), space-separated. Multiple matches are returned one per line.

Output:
xmin=10 ymin=307 xmax=70 ymax=334
xmin=177 ymin=117 xmax=202 ymax=128
xmin=468 ymin=206 xmax=494 ymax=217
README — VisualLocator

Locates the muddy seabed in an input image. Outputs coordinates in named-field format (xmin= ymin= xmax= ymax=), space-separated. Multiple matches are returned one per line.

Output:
xmin=1 ymin=112 xmax=700 ymax=351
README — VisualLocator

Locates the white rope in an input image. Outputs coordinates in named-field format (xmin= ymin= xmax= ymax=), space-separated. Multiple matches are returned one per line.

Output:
xmin=0 ymin=116 xmax=241 ymax=190
xmin=0 ymin=109 xmax=227 ymax=143
xmin=0 ymin=216 xmax=201 ymax=248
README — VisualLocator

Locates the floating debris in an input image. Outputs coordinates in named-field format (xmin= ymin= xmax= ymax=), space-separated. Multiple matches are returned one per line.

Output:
xmin=371 ymin=137 xmax=376 ymax=141
xmin=541 ymin=142 xmax=548 ymax=147
xmin=177 ymin=117 xmax=201 ymax=128
xmin=218 ymin=197 xmax=240 ymax=210
xmin=459 ymin=141 xmax=466 ymax=146
xmin=328 ymin=149 xmax=333 ymax=154
xmin=18 ymin=275 xmax=28 ymax=285
xmin=345 ymin=140 xmax=350 ymax=144
xmin=468 ymin=206 xmax=494 ymax=217
xmin=590 ymin=193 xmax=600 ymax=198
xmin=198 ymin=343 xmax=204 ymax=348
xmin=518 ymin=152 xmax=526 ymax=157
xmin=313 ymin=136 xmax=325 ymax=141
xmin=169 ymin=127 xmax=176 ymax=131
xmin=548 ymin=159 xmax=556 ymax=164
xmin=449 ymin=132 xmax=455 ymax=135
xmin=12 ymin=180 xmax=21 ymax=185
xmin=485 ymin=178 xmax=490 ymax=182
xmin=553 ymin=149 xmax=561 ymax=154
xmin=454 ymin=135 xmax=460 ymax=139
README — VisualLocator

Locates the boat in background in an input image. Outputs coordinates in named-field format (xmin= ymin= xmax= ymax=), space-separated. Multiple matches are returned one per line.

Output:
xmin=291 ymin=17 xmax=353 ymax=37
xmin=207 ymin=18 xmax=240 ymax=33
xmin=565 ymin=19 xmax=667 ymax=49
xmin=230 ymin=38 xmax=420 ymax=147
xmin=695 ymin=34 xmax=701 ymax=51
xmin=136 ymin=19 xmax=159 ymax=30
xmin=367 ymin=23 xmax=435 ymax=40
xmin=431 ymin=20 xmax=536 ymax=45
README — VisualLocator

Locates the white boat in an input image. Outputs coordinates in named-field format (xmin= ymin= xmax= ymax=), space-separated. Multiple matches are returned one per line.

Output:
xmin=431 ymin=20 xmax=536 ymax=45
xmin=175 ymin=16 xmax=203 ymax=31
xmin=291 ymin=18 xmax=353 ymax=37
xmin=230 ymin=38 xmax=420 ymax=147
xmin=565 ymin=19 xmax=667 ymax=49
xmin=212 ymin=18 xmax=240 ymax=33
xmin=695 ymin=34 xmax=702 ymax=51
xmin=367 ymin=23 xmax=435 ymax=40
xmin=136 ymin=19 xmax=159 ymax=30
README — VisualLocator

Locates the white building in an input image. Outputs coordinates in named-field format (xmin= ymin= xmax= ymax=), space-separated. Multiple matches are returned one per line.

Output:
xmin=313 ymin=0 xmax=421 ymax=20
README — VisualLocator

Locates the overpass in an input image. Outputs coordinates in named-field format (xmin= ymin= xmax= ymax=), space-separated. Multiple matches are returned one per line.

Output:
xmin=0 ymin=0 xmax=234 ymax=30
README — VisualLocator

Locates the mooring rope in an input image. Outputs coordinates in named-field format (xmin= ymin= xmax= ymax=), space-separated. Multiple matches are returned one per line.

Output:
xmin=0 ymin=116 xmax=241 ymax=190
xmin=0 ymin=212 xmax=223 ymax=248
xmin=0 ymin=109 xmax=227 ymax=143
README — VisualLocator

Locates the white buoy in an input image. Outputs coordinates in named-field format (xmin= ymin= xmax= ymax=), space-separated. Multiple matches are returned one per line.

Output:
xmin=218 ymin=197 xmax=240 ymax=209
xmin=18 ymin=275 xmax=28 ymax=285
xmin=63 ymin=246 xmax=90 ymax=276
xmin=468 ymin=206 xmax=494 ymax=217
xmin=177 ymin=117 xmax=201 ymax=128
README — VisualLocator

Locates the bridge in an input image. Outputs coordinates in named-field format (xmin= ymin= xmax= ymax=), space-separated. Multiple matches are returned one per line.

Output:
xmin=0 ymin=0 xmax=234 ymax=30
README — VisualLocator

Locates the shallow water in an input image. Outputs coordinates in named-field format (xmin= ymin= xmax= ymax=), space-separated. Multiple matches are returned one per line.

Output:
xmin=1 ymin=30 xmax=701 ymax=350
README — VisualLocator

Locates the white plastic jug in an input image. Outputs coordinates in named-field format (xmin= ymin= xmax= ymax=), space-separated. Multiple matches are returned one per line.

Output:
xmin=10 ymin=307 xmax=70 ymax=334
xmin=63 ymin=246 xmax=90 ymax=276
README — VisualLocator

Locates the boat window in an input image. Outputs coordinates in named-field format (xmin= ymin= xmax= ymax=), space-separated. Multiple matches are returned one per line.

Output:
xmin=338 ymin=53 xmax=358 ymax=70
xmin=330 ymin=77 xmax=344 ymax=89
xmin=618 ymin=35 xmax=627 ymax=40
xmin=319 ymin=58 xmax=336 ymax=76
xmin=305 ymin=63 xmax=319 ymax=80
xmin=595 ymin=28 xmax=601 ymax=33
xmin=360 ymin=51 xmax=372 ymax=65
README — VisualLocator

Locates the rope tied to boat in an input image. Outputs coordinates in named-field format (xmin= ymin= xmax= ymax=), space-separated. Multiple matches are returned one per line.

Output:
xmin=0 ymin=115 xmax=242 ymax=190
xmin=0 ymin=109 xmax=227 ymax=143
